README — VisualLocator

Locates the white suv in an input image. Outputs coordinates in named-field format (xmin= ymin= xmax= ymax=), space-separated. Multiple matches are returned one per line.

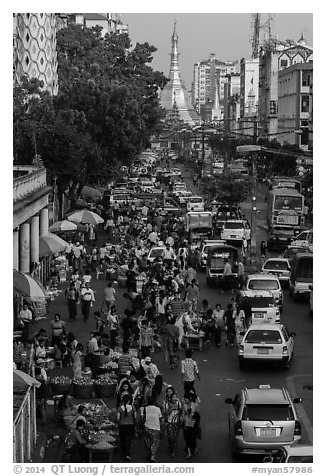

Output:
xmin=221 ymin=220 xmax=251 ymax=244
xmin=238 ymin=324 xmax=295 ymax=370
xmin=236 ymin=290 xmax=280 ymax=324
xmin=245 ymin=274 xmax=283 ymax=311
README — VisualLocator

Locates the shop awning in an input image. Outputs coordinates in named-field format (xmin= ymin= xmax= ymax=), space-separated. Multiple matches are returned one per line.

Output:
xmin=13 ymin=369 xmax=41 ymax=388
xmin=13 ymin=269 xmax=46 ymax=299
xmin=39 ymin=233 xmax=68 ymax=257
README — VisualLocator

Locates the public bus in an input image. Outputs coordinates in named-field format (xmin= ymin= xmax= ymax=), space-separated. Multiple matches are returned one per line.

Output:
xmin=271 ymin=176 xmax=302 ymax=194
xmin=267 ymin=187 xmax=305 ymax=231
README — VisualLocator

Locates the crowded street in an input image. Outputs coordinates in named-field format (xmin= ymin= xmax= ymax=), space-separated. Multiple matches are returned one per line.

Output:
xmin=14 ymin=161 xmax=311 ymax=464
xmin=13 ymin=12 xmax=313 ymax=467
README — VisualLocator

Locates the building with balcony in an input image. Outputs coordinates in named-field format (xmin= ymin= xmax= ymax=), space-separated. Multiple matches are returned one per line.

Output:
xmin=258 ymin=35 xmax=313 ymax=140
xmin=278 ymin=62 xmax=313 ymax=150
xmin=13 ymin=164 xmax=52 ymax=282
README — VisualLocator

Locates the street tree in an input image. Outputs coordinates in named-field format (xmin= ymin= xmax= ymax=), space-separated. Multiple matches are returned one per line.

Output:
xmin=202 ymin=172 xmax=254 ymax=205
xmin=13 ymin=24 xmax=168 ymax=208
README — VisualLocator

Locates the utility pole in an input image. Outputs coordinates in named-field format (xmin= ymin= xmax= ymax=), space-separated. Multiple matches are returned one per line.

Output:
xmin=250 ymin=118 xmax=258 ymax=268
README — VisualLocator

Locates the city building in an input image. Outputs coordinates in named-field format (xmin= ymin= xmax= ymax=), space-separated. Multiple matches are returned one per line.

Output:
xmin=13 ymin=162 xmax=52 ymax=284
xmin=160 ymin=22 xmax=199 ymax=126
xmin=191 ymin=53 xmax=239 ymax=121
xmin=239 ymin=57 xmax=259 ymax=137
xmin=258 ymin=35 xmax=313 ymax=140
xmin=66 ymin=13 xmax=129 ymax=36
xmin=224 ymin=73 xmax=241 ymax=133
xmin=278 ymin=61 xmax=313 ymax=150
xmin=13 ymin=13 xmax=58 ymax=95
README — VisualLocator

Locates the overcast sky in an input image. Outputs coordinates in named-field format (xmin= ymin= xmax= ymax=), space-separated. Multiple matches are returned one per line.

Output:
xmin=122 ymin=13 xmax=313 ymax=88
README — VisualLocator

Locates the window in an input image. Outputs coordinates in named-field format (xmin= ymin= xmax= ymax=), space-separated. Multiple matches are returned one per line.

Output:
xmin=242 ymin=404 xmax=293 ymax=421
xmin=282 ymin=327 xmax=290 ymax=341
xmin=280 ymin=59 xmax=288 ymax=68
xmin=301 ymin=95 xmax=310 ymax=113
xmin=264 ymin=261 xmax=289 ymax=270
xmin=248 ymin=279 xmax=279 ymax=290
xmin=302 ymin=71 xmax=311 ymax=87
xmin=245 ymin=330 xmax=282 ymax=344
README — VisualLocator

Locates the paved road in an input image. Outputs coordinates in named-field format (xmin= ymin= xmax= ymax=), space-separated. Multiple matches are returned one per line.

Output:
xmin=38 ymin=164 xmax=313 ymax=463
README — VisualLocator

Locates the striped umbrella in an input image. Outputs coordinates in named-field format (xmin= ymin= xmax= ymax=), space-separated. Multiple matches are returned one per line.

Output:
xmin=49 ymin=220 xmax=78 ymax=232
xmin=39 ymin=233 xmax=69 ymax=257
xmin=13 ymin=269 xmax=45 ymax=299
xmin=67 ymin=209 xmax=104 ymax=225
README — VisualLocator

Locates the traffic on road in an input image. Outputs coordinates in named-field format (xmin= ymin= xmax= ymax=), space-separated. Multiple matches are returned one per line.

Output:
xmin=19 ymin=149 xmax=312 ymax=464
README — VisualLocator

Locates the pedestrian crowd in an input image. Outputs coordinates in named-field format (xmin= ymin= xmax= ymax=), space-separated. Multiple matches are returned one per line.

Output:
xmin=14 ymin=175 xmax=253 ymax=463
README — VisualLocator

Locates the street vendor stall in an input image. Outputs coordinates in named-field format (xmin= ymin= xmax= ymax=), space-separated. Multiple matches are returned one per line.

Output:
xmin=63 ymin=398 xmax=117 ymax=463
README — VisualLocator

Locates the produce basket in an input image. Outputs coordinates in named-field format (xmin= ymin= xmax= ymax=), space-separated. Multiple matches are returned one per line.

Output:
xmin=50 ymin=376 xmax=73 ymax=395
xmin=94 ymin=374 xmax=117 ymax=398
xmin=73 ymin=376 xmax=94 ymax=399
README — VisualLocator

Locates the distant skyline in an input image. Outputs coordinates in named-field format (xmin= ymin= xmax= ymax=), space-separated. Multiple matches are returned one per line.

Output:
xmin=122 ymin=13 xmax=313 ymax=88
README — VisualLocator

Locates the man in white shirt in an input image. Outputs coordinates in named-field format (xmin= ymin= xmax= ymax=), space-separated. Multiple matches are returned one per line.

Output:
xmin=163 ymin=244 xmax=176 ymax=265
xmin=222 ymin=259 xmax=233 ymax=291
xmin=80 ymin=282 xmax=95 ymax=321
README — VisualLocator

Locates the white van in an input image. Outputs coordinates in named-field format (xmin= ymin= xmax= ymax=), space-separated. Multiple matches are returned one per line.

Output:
xmin=186 ymin=196 xmax=204 ymax=212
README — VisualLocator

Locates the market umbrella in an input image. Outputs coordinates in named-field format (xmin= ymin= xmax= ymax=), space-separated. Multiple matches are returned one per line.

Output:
xmin=39 ymin=233 xmax=69 ymax=257
xmin=49 ymin=220 xmax=78 ymax=232
xmin=67 ymin=209 xmax=104 ymax=225
xmin=81 ymin=185 xmax=103 ymax=198
xmin=49 ymin=220 xmax=86 ymax=233
xmin=13 ymin=269 xmax=46 ymax=299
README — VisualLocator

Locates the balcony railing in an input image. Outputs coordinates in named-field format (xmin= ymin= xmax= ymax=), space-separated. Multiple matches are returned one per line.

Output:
xmin=13 ymin=166 xmax=47 ymax=203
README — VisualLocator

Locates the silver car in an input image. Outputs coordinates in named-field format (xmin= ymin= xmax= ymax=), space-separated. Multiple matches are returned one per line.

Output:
xmin=225 ymin=385 xmax=302 ymax=455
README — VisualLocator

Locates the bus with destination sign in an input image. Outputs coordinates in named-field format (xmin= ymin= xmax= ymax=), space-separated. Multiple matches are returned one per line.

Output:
xmin=267 ymin=187 xmax=305 ymax=231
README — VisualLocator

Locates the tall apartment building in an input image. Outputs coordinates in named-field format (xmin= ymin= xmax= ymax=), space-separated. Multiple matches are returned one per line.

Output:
xmin=239 ymin=57 xmax=259 ymax=136
xmin=278 ymin=62 xmax=313 ymax=150
xmin=13 ymin=13 xmax=59 ymax=95
xmin=258 ymin=35 xmax=313 ymax=140
xmin=191 ymin=54 xmax=238 ymax=122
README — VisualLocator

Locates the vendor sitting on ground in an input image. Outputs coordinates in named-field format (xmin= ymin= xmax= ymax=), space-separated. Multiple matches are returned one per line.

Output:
xmin=71 ymin=404 xmax=94 ymax=429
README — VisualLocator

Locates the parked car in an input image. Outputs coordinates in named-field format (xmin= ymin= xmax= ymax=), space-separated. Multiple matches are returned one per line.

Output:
xmin=225 ymin=384 xmax=302 ymax=455
xmin=238 ymin=323 xmax=295 ymax=370
xmin=261 ymin=258 xmax=291 ymax=287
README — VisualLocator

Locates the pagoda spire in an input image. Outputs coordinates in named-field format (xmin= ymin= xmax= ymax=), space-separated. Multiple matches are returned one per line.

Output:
xmin=160 ymin=22 xmax=199 ymax=126
xmin=169 ymin=21 xmax=181 ymax=84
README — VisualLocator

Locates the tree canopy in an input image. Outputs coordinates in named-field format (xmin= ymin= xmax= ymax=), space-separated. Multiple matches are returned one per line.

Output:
xmin=13 ymin=24 xmax=168 ymax=202
xmin=201 ymin=172 xmax=254 ymax=205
